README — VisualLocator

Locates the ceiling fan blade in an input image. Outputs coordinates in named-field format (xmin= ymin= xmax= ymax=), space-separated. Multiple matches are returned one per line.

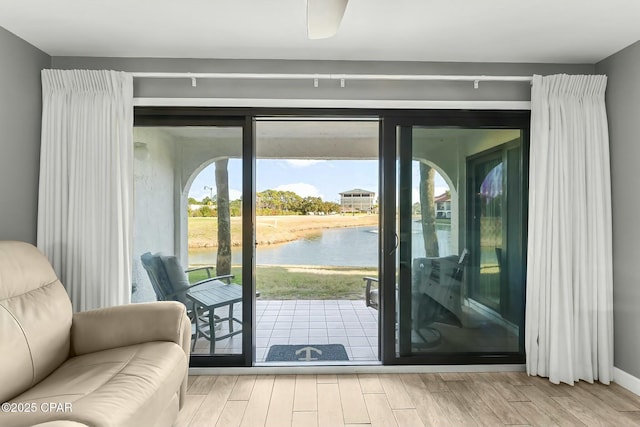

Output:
xmin=307 ymin=0 xmax=349 ymax=39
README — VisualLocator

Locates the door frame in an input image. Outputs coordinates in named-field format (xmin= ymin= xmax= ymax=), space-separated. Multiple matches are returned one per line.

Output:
xmin=135 ymin=110 xmax=256 ymax=367
xmin=135 ymin=107 xmax=529 ymax=367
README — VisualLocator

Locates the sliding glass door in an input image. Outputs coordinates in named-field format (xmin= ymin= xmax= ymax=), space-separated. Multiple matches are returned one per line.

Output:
xmin=132 ymin=107 xmax=528 ymax=368
xmin=382 ymin=112 xmax=528 ymax=365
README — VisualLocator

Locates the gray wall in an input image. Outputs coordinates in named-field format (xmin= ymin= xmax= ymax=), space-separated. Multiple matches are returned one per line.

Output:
xmin=51 ymin=57 xmax=593 ymax=101
xmin=596 ymin=41 xmax=640 ymax=379
xmin=0 ymin=28 xmax=50 ymax=243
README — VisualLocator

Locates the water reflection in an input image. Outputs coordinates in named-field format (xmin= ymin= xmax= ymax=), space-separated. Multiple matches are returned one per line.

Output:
xmin=188 ymin=222 xmax=454 ymax=267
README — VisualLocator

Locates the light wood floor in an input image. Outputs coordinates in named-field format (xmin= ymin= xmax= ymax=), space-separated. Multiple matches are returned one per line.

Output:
xmin=178 ymin=372 xmax=640 ymax=427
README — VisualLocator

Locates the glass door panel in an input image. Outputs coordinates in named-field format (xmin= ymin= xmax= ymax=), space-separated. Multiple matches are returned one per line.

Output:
xmin=132 ymin=120 xmax=252 ymax=366
xmin=469 ymin=154 xmax=503 ymax=312
xmin=394 ymin=124 xmax=526 ymax=362
xmin=254 ymin=119 xmax=380 ymax=365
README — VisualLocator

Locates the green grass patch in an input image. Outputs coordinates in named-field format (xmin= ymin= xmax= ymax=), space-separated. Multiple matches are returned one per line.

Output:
xmin=187 ymin=265 xmax=378 ymax=300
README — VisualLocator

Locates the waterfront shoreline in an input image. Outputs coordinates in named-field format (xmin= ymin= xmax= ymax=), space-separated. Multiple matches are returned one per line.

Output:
xmin=188 ymin=214 xmax=378 ymax=248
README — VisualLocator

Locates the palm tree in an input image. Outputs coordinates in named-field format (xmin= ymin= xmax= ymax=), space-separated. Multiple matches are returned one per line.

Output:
xmin=215 ymin=159 xmax=231 ymax=276
xmin=419 ymin=163 xmax=439 ymax=257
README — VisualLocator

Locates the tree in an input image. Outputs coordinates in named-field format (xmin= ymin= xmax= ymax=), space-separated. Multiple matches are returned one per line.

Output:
xmin=419 ymin=163 xmax=439 ymax=257
xmin=215 ymin=159 xmax=232 ymax=276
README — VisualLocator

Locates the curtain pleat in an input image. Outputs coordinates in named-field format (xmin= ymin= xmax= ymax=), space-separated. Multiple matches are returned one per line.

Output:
xmin=38 ymin=69 xmax=133 ymax=311
xmin=526 ymin=74 xmax=613 ymax=385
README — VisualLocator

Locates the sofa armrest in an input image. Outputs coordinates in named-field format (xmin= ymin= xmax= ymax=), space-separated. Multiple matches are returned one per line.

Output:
xmin=32 ymin=422 xmax=89 ymax=427
xmin=71 ymin=301 xmax=191 ymax=357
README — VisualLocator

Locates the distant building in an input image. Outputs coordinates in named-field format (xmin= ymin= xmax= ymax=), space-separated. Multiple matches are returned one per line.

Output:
xmin=434 ymin=192 xmax=451 ymax=219
xmin=340 ymin=189 xmax=376 ymax=213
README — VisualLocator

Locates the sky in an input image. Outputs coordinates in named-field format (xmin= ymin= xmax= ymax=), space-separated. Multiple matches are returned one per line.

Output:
xmin=189 ymin=159 xmax=449 ymax=203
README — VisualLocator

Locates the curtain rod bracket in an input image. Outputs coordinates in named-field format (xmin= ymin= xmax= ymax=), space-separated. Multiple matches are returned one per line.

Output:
xmin=191 ymin=77 xmax=197 ymax=88
xmin=313 ymin=77 xmax=319 ymax=88
xmin=340 ymin=78 xmax=345 ymax=88
xmin=474 ymin=80 xmax=479 ymax=89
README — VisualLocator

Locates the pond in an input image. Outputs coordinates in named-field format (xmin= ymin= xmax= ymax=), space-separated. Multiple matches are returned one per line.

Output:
xmin=188 ymin=222 xmax=453 ymax=267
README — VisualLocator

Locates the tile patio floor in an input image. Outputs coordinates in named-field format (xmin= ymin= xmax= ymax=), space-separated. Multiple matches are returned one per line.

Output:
xmin=192 ymin=299 xmax=380 ymax=363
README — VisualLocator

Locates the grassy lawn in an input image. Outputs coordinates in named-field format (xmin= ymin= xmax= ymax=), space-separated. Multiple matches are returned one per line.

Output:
xmin=187 ymin=265 xmax=378 ymax=300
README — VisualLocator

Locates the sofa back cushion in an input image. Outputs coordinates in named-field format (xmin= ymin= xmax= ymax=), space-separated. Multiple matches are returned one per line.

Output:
xmin=0 ymin=241 xmax=72 ymax=402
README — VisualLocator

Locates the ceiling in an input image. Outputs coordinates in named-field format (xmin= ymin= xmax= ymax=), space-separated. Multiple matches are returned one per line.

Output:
xmin=1 ymin=0 xmax=639 ymax=64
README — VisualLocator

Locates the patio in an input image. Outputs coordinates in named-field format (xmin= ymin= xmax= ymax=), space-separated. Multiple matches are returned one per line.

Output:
xmin=192 ymin=299 xmax=380 ymax=363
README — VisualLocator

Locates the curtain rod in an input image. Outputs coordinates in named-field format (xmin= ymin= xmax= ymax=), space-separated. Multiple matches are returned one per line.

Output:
xmin=130 ymin=72 xmax=533 ymax=88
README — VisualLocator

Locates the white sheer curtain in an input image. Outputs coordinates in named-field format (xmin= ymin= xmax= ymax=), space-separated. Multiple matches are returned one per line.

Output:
xmin=37 ymin=69 xmax=134 ymax=311
xmin=526 ymin=74 xmax=613 ymax=385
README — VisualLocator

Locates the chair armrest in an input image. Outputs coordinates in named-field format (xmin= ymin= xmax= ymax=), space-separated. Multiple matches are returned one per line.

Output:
xmin=191 ymin=274 xmax=235 ymax=287
xmin=71 ymin=301 xmax=191 ymax=357
xmin=363 ymin=277 xmax=379 ymax=309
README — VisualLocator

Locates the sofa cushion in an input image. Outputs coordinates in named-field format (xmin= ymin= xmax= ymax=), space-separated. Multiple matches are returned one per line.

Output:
xmin=0 ymin=242 xmax=72 ymax=403
xmin=2 ymin=341 xmax=187 ymax=427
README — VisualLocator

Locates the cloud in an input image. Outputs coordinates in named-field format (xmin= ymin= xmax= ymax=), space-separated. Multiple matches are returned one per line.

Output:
xmin=284 ymin=159 xmax=325 ymax=168
xmin=275 ymin=183 xmax=323 ymax=199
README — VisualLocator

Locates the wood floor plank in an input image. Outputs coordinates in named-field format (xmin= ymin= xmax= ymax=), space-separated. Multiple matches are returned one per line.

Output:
xmin=216 ymin=400 xmax=247 ymax=427
xmin=552 ymin=396 xmax=609 ymax=427
xmin=364 ymin=393 xmax=399 ymax=427
xmin=446 ymin=381 xmax=502 ymax=427
xmin=184 ymin=373 xmax=640 ymax=427
xmin=577 ymin=381 xmax=640 ymax=411
xmin=516 ymin=385 xmax=587 ymax=427
xmin=316 ymin=374 xmax=338 ymax=383
xmin=471 ymin=380 xmax=527 ymax=424
xmin=240 ymin=375 xmax=275 ymax=427
xmin=506 ymin=371 xmax=537 ymax=385
xmin=338 ymin=374 xmax=370 ymax=424
xmin=189 ymin=376 xmax=238 ymax=427
xmin=610 ymin=383 xmax=640 ymax=407
xmin=292 ymin=411 xmax=318 ymax=427
xmin=399 ymin=373 xmax=452 ymax=427
xmin=512 ymin=401 xmax=560 ymax=427
xmin=431 ymin=391 xmax=478 ymax=427
xmin=464 ymin=372 xmax=495 ymax=383
xmin=294 ymin=375 xmax=317 ymax=411
xmin=188 ymin=375 xmax=219 ymax=395
xmin=265 ymin=375 xmax=296 ymax=427
xmin=318 ymin=383 xmax=345 ymax=427
xmin=491 ymin=376 xmax=529 ymax=402
xmin=188 ymin=375 xmax=197 ymax=389
xmin=358 ymin=374 xmax=384 ymax=393
xmin=393 ymin=409 xmax=426 ymax=427
xmin=438 ymin=372 xmax=465 ymax=381
xmin=176 ymin=395 xmax=205 ymax=427
xmin=229 ymin=375 xmax=257 ymax=401
xmin=625 ymin=412 xmax=640 ymax=424
xmin=562 ymin=381 xmax=640 ymax=426
xmin=379 ymin=374 xmax=414 ymax=409
xmin=420 ymin=373 xmax=450 ymax=392
xmin=527 ymin=375 xmax=572 ymax=397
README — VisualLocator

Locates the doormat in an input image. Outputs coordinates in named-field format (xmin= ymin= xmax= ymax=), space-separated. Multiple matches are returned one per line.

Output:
xmin=265 ymin=344 xmax=349 ymax=362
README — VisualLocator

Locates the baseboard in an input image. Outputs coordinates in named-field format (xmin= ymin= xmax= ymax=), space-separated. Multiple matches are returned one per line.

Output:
xmin=614 ymin=367 xmax=640 ymax=397
xmin=190 ymin=364 xmax=526 ymax=376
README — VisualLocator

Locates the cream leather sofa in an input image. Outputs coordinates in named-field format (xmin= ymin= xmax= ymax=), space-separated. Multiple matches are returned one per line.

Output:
xmin=0 ymin=241 xmax=191 ymax=427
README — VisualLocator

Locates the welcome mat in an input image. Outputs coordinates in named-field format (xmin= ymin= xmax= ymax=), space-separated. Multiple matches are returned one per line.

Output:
xmin=265 ymin=344 xmax=349 ymax=362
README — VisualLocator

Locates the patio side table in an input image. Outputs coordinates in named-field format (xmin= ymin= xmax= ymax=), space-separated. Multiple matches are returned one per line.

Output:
xmin=186 ymin=280 xmax=243 ymax=354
